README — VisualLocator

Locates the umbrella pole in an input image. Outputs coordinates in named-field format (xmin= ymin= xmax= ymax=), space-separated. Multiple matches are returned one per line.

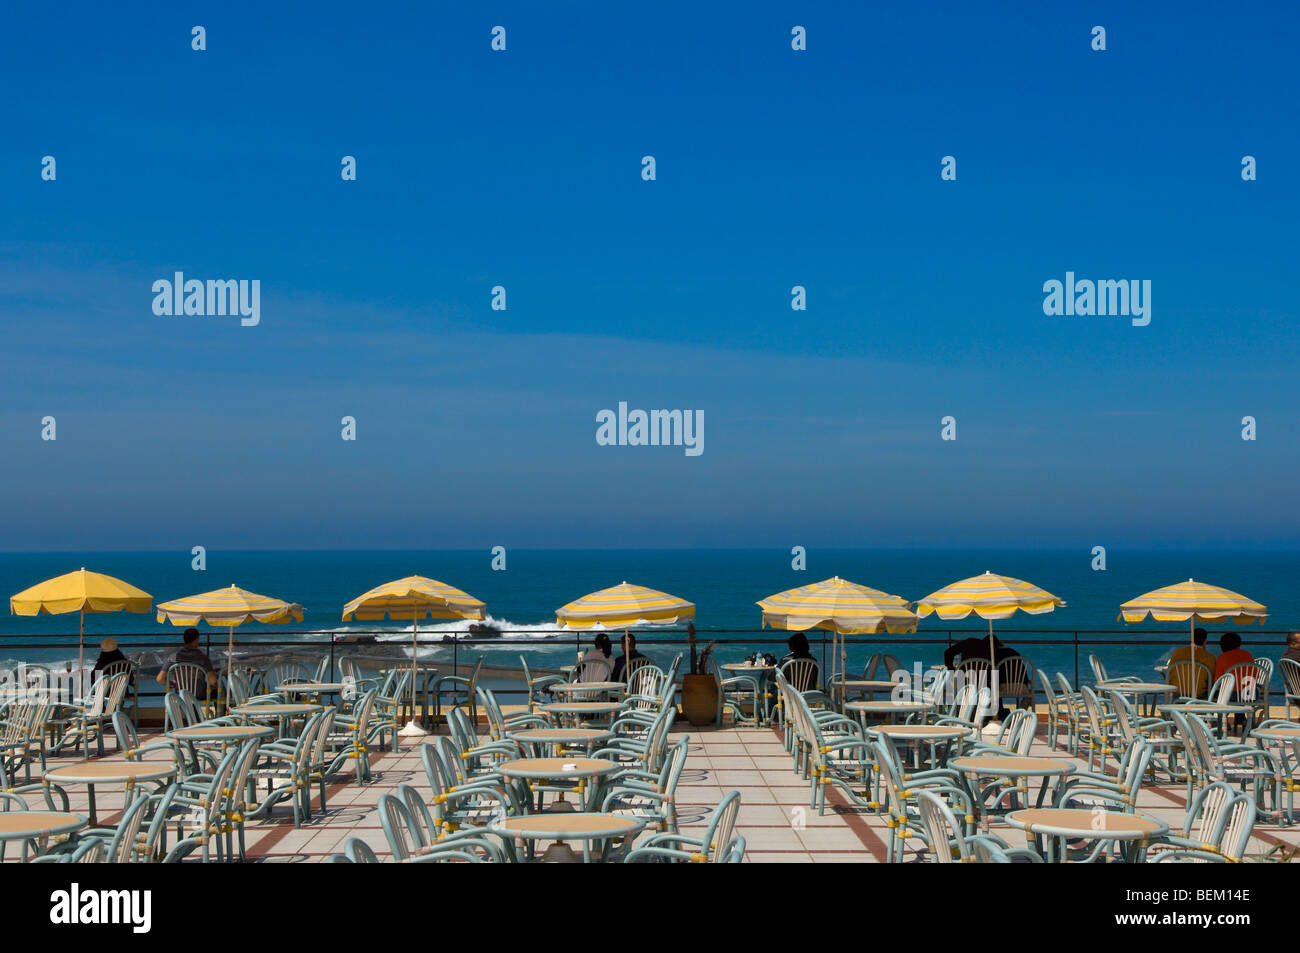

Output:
xmin=988 ymin=619 xmax=996 ymax=720
xmin=401 ymin=611 xmax=427 ymax=737
xmin=78 ymin=610 xmax=85 ymax=700
xmin=227 ymin=625 xmax=235 ymax=714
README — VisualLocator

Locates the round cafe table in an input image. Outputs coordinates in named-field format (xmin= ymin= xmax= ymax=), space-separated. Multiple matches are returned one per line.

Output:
xmin=234 ymin=702 xmax=321 ymax=738
xmin=508 ymin=727 xmax=614 ymax=756
xmin=1005 ymin=807 xmax=1169 ymax=863
xmin=722 ymin=664 xmax=776 ymax=724
xmin=1158 ymin=701 xmax=1253 ymax=738
xmin=0 ymin=811 xmax=87 ymax=859
xmin=950 ymin=756 xmax=1076 ymax=830
xmin=868 ymin=723 xmax=970 ymax=768
xmin=543 ymin=701 xmax=625 ymax=726
xmin=277 ymin=682 xmax=347 ymax=699
xmin=549 ymin=682 xmax=624 ymax=698
xmin=498 ymin=757 xmax=621 ymax=812
xmin=488 ymin=812 xmax=644 ymax=863
xmin=1097 ymin=681 xmax=1177 ymax=716
xmin=845 ymin=700 xmax=928 ymax=727
xmin=44 ymin=761 xmax=175 ymax=827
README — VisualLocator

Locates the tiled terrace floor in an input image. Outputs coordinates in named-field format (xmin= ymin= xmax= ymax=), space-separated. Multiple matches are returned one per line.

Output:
xmin=14 ymin=715 xmax=1300 ymax=862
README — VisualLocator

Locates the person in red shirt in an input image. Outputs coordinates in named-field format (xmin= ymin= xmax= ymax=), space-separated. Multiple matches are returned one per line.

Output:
xmin=1214 ymin=631 xmax=1255 ymax=682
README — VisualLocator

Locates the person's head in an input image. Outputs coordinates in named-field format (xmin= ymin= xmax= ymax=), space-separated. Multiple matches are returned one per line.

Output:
xmin=1288 ymin=632 xmax=1300 ymax=650
xmin=594 ymin=633 xmax=612 ymax=656
xmin=1193 ymin=628 xmax=1208 ymax=647
xmin=100 ymin=638 xmax=118 ymax=653
xmin=621 ymin=633 xmax=637 ymax=653
xmin=183 ymin=628 xmax=200 ymax=647
xmin=787 ymin=633 xmax=810 ymax=656
xmin=1220 ymin=631 xmax=1242 ymax=652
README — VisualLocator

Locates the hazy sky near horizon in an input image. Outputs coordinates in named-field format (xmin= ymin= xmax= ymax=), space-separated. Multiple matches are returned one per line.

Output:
xmin=1 ymin=2 xmax=1298 ymax=552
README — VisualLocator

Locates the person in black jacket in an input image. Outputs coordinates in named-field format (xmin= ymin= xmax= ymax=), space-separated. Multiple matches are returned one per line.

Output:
xmin=92 ymin=638 xmax=134 ymax=685
xmin=778 ymin=633 xmax=820 ymax=692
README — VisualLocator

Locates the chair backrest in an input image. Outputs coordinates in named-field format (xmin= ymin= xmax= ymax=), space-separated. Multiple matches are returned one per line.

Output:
xmin=1168 ymin=710 xmax=1217 ymax=782
xmin=881 ymin=655 xmax=904 ymax=676
xmin=1167 ymin=659 xmax=1211 ymax=698
xmin=1225 ymin=659 xmax=1269 ymax=706
xmin=862 ymin=654 xmax=882 ymax=680
xmin=664 ymin=653 xmax=683 ymax=684
xmin=625 ymin=656 xmax=657 ymax=681
xmin=1088 ymin=655 xmax=1108 ymax=684
xmin=260 ymin=662 xmax=312 ymax=694
xmin=916 ymin=790 xmax=967 ymax=863
xmin=81 ymin=676 xmax=110 ymax=717
xmin=313 ymin=655 xmax=332 ymax=682
xmin=1207 ymin=673 xmax=1235 ymax=705
xmin=165 ymin=662 xmax=209 ymax=698
xmin=1037 ymin=670 xmax=1059 ymax=706
xmin=344 ymin=838 xmax=380 ymax=863
xmin=998 ymin=708 xmax=1038 ymax=756
xmin=1114 ymin=738 xmax=1154 ymax=807
xmin=1219 ymin=793 xmax=1257 ymax=861
xmin=577 ymin=656 xmax=613 ymax=683
xmin=106 ymin=790 xmax=153 ymax=863
xmin=1106 ymin=690 xmax=1143 ymax=748
xmin=627 ymin=664 xmax=664 ymax=700
xmin=377 ymin=792 xmax=427 ymax=860
xmin=164 ymin=691 xmax=193 ymax=731
xmin=102 ymin=671 xmax=132 ymax=716
xmin=1180 ymin=781 xmax=1234 ymax=844
xmin=1078 ymin=685 xmax=1109 ymax=739
xmin=996 ymin=656 xmax=1033 ymax=694
xmin=697 ymin=791 xmax=741 ymax=863
xmin=1280 ymin=658 xmax=1300 ymax=696
xmin=779 ymin=658 xmax=820 ymax=694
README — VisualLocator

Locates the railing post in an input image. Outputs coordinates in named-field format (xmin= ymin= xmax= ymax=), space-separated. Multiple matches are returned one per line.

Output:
xmin=1074 ymin=631 xmax=1080 ymax=687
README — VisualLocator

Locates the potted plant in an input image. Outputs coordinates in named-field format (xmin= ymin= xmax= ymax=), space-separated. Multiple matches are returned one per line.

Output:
xmin=680 ymin=622 xmax=719 ymax=725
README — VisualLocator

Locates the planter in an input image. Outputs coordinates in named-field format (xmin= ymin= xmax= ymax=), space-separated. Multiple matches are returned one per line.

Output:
xmin=681 ymin=673 xmax=719 ymax=726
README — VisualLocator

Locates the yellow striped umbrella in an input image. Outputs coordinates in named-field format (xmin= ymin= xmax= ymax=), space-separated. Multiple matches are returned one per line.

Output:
xmin=757 ymin=577 xmax=917 ymax=686
xmin=555 ymin=582 xmax=694 ymax=629
xmin=10 ymin=568 xmax=153 ymax=684
xmin=915 ymin=571 xmax=1065 ymax=670
xmin=1120 ymin=579 xmax=1267 ymax=667
xmin=157 ymin=585 xmax=304 ymax=711
xmin=556 ymin=582 xmax=694 ymax=672
xmin=343 ymin=576 xmax=486 ymax=737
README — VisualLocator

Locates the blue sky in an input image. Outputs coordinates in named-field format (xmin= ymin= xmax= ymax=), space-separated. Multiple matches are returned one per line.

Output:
xmin=1 ymin=1 xmax=1297 ymax=551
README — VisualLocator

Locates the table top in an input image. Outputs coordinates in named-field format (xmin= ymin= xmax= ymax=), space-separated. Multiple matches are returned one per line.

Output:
xmin=1098 ymin=682 xmax=1178 ymax=694
xmin=45 ymin=760 xmax=176 ymax=785
xmin=509 ymin=728 xmax=614 ymax=745
xmin=1253 ymin=726 xmax=1300 ymax=740
xmin=871 ymin=724 xmax=969 ymax=740
xmin=277 ymin=682 xmax=345 ymax=693
xmin=1158 ymin=703 xmax=1251 ymax=714
xmin=1006 ymin=808 xmax=1168 ymax=840
xmin=543 ymin=702 xmax=625 ymax=714
xmin=169 ymin=724 xmax=276 ymax=741
xmin=845 ymin=700 xmax=927 ymax=712
xmin=499 ymin=758 xmax=619 ymax=781
xmin=0 ymin=811 xmax=87 ymax=839
xmin=840 ymin=679 xmax=899 ymax=690
xmin=490 ymin=812 xmax=643 ymax=839
xmin=234 ymin=703 xmax=322 ymax=716
xmin=550 ymin=682 xmax=624 ymax=694
xmin=951 ymin=756 xmax=1076 ymax=777
xmin=722 ymin=663 xmax=774 ymax=671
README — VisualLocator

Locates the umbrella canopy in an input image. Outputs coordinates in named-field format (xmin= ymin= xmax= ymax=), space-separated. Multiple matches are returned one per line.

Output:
xmin=157 ymin=585 xmax=303 ymax=713
xmin=757 ymin=576 xmax=917 ymax=634
xmin=342 ymin=576 xmax=485 ymax=622
xmin=10 ymin=568 xmax=152 ymax=618
xmin=916 ymin=572 xmax=1065 ymax=711
xmin=1119 ymin=579 xmax=1267 ymax=625
xmin=343 ymin=576 xmax=486 ymax=738
xmin=10 ymin=568 xmax=154 ymax=686
xmin=156 ymin=585 xmax=303 ymax=627
xmin=758 ymin=576 xmax=917 ymax=692
xmin=914 ymin=572 xmax=1065 ymax=621
xmin=1120 ymin=579 xmax=1266 ymax=696
xmin=555 ymin=582 xmax=695 ymax=629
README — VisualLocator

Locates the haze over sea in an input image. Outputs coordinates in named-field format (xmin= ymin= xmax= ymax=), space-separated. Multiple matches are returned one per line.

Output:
xmin=3 ymin=549 xmax=1297 ymax=681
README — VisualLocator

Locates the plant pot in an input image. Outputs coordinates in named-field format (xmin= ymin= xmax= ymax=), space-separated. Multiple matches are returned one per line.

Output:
xmin=681 ymin=673 xmax=719 ymax=726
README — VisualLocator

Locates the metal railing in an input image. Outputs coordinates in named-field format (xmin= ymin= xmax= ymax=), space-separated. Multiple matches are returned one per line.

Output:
xmin=2 ymin=627 xmax=1293 ymax=707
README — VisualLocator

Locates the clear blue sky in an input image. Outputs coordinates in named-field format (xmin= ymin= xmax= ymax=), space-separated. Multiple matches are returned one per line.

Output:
xmin=1 ymin=1 xmax=1297 ymax=551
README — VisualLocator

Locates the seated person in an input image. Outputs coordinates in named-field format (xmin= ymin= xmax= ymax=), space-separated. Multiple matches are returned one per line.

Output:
xmin=1281 ymin=632 xmax=1300 ymax=666
xmin=611 ymin=633 xmax=649 ymax=682
xmin=943 ymin=635 xmax=1019 ymax=669
xmin=1215 ymin=630 xmax=1256 ymax=686
xmin=578 ymin=633 xmax=614 ymax=681
xmin=778 ymin=633 xmax=820 ymax=693
xmin=155 ymin=628 xmax=218 ymax=700
xmin=92 ymin=637 xmax=134 ymax=685
xmin=1168 ymin=628 xmax=1216 ymax=698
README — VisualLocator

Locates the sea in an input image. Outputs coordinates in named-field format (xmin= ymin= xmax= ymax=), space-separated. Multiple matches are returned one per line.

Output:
xmin=2 ymin=549 xmax=1297 ymax=687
